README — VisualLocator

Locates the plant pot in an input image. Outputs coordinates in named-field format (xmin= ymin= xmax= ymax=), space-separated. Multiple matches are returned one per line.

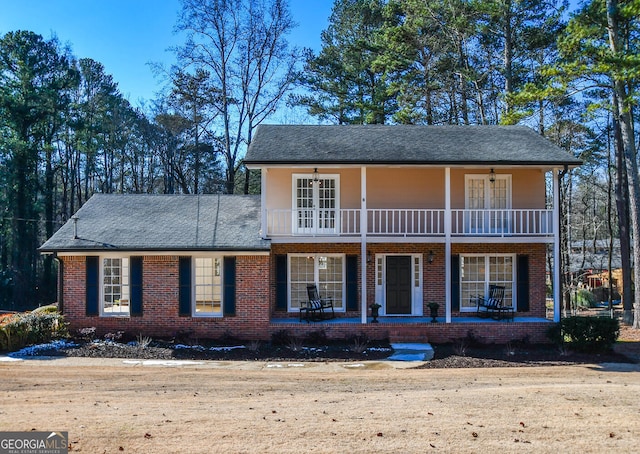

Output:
xmin=429 ymin=305 xmax=439 ymax=323
xmin=370 ymin=306 xmax=380 ymax=323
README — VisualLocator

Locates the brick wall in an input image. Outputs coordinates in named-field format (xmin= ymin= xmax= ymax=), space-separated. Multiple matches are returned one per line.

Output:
xmin=59 ymin=242 xmax=550 ymax=342
xmin=268 ymin=320 xmax=552 ymax=344
xmin=60 ymin=255 xmax=271 ymax=340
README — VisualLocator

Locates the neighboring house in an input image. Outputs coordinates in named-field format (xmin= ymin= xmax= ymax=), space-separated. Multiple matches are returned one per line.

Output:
xmin=40 ymin=125 xmax=581 ymax=343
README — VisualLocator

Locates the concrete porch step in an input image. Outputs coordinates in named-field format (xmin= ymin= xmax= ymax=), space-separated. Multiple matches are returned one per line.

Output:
xmin=388 ymin=343 xmax=435 ymax=361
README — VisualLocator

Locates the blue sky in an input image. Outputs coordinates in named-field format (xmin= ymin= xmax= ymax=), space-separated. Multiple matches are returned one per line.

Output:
xmin=0 ymin=0 xmax=332 ymax=105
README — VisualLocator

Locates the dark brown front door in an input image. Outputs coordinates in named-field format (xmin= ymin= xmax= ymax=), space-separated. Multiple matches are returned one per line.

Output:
xmin=385 ymin=256 xmax=412 ymax=315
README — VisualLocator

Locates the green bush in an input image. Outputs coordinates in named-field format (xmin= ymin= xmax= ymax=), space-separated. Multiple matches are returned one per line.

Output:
xmin=0 ymin=311 xmax=67 ymax=352
xmin=574 ymin=289 xmax=597 ymax=309
xmin=547 ymin=316 xmax=619 ymax=352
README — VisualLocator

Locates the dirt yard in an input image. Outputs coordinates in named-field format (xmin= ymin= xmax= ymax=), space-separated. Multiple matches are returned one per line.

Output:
xmin=1 ymin=357 xmax=639 ymax=453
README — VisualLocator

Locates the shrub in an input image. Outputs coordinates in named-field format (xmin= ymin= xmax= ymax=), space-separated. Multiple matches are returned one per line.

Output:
xmin=0 ymin=311 xmax=67 ymax=351
xmin=270 ymin=329 xmax=292 ymax=346
xmin=574 ymin=289 xmax=597 ymax=309
xmin=547 ymin=316 xmax=619 ymax=352
xmin=304 ymin=329 xmax=327 ymax=346
xmin=32 ymin=304 xmax=59 ymax=314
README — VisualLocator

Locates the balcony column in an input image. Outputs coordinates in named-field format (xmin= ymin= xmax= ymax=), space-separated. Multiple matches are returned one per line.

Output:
xmin=445 ymin=167 xmax=452 ymax=323
xmin=260 ymin=168 xmax=267 ymax=239
xmin=553 ymin=168 xmax=561 ymax=323
xmin=361 ymin=166 xmax=368 ymax=324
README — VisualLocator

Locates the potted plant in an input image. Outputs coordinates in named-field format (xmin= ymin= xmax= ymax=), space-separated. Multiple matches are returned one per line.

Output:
xmin=369 ymin=303 xmax=381 ymax=323
xmin=428 ymin=302 xmax=439 ymax=323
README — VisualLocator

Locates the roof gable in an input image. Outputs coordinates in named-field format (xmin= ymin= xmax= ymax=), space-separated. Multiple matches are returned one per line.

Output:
xmin=244 ymin=124 xmax=581 ymax=166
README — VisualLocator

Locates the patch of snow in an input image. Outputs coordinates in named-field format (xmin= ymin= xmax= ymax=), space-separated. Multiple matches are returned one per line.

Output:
xmin=8 ymin=340 xmax=78 ymax=358
xmin=122 ymin=359 xmax=205 ymax=367
xmin=0 ymin=356 xmax=23 ymax=362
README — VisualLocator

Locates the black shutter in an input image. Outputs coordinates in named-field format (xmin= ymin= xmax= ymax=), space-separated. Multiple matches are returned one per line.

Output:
xmin=516 ymin=255 xmax=530 ymax=312
xmin=86 ymin=256 xmax=99 ymax=316
xmin=178 ymin=257 xmax=192 ymax=316
xmin=275 ymin=255 xmax=288 ymax=310
xmin=130 ymin=256 xmax=143 ymax=316
xmin=223 ymin=256 xmax=236 ymax=316
xmin=346 ymin=255 xmax=358 ymax=311
xmin=451 ymin=255 xmax=460 ymax=312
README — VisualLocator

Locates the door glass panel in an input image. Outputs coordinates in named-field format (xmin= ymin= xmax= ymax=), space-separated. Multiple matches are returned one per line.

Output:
xmin=460 ymin=256 xmax=485 ymax=310
xmin=296 ymin=178 xmax=314 ymax=231
xmin=318 ymin=256 xmax=343 ymax=309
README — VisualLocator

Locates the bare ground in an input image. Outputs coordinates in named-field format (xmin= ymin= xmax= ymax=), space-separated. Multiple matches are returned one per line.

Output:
xmin=0 ymin=326 xmax=639 ymax=453
xmin=1 ymin=358 xmax=639 ymax=453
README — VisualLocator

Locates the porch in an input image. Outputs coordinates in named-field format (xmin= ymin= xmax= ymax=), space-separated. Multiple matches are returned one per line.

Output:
xmin=270 ymin=316 xmax=553 ymax=344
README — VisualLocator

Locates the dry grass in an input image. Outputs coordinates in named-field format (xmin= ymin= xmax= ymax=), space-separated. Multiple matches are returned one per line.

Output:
xmin=1 ymin=358 xmax=639 ymax=453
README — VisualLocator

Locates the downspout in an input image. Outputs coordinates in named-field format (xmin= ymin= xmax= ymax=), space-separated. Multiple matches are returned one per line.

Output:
xmin=361 ymin=167 xmax=368 ymax=324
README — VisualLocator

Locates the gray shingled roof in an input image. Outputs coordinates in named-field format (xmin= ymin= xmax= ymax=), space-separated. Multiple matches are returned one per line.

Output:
xmin=244 ymin=124 xmax=582 ymax=166
xmin=39 ymin=194 xmax=270 ymax=252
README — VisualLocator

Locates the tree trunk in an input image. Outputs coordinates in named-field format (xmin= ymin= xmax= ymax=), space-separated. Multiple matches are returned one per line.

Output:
xmin=613 ymin=108 xmax=633 ymax=324
xmin=607 ymin=0 xmax=640 ymax=328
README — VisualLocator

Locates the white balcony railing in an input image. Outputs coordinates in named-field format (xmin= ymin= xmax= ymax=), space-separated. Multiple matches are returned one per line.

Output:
xmin=265 ymin=208 xmax=553 ymax=237
xmin=450 ymin=209 xmax=553 ymax=236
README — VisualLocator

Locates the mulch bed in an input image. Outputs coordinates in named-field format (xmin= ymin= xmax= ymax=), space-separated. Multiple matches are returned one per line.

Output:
xmin=35 ymin=337 xmax=636 ymax=368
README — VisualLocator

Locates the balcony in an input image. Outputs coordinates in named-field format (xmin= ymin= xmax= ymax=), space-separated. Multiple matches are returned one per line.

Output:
xmin=264 ymin=208 xmax=554 ymax=238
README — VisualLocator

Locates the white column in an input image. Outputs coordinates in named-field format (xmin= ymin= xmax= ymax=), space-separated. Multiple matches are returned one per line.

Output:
xmin=261 ymin=168 xmax=267 ymax=239
xmin=361 ymin=167 xmax=368 ymax=324
xmin=445 ymin=167 xmax=452 ymax=323
xmin=553 ymin=168 xmax=561 ymax=322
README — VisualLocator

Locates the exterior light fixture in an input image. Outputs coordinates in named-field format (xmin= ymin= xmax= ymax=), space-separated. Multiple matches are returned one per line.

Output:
xmin=489 ymin=168 xmax=496 ymax=184
xmin=312 ymin=168 xmax=319 ymax=183
xmin=367 ymin=252 xmax=372 ymax=263
xmin=427 ymin=250 xmax=434 ymax=264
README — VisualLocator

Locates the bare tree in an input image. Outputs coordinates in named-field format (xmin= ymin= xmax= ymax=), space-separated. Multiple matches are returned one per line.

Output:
xmin=174 ymin=0 xmax=298 ymax=194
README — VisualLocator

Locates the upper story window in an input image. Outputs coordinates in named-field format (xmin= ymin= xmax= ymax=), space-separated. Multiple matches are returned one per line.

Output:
xmin=292 ymin=173 xmax=340 ymax=234
xmin=465 ymin=174 xmax=511 ymax=233
xmin=102 ymin=257 xmax=130 ymax=316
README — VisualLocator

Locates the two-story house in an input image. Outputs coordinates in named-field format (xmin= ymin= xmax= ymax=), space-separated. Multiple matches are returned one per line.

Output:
xmin=40 ymin=125 xmax=580 ymax=344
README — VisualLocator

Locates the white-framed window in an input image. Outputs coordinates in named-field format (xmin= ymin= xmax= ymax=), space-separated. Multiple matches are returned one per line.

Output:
xmin=289 ymin=254 xmax=344 ymax=311
xmin=292 ymin=173 xmax=340 ymax=234
xmin=102 ymin=257 xmax=130 ymax=316
xmin=464 ymin=174 xmax=511 ymax=233
xmin=194 ymin=257 xmax=223 ymax=317
xmin=459 ymin=254 xmax=515 ymax=312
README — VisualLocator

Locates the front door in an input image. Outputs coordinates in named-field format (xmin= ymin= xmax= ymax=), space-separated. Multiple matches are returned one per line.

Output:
xmin=385 ymin=256 xmax=412 ymax=314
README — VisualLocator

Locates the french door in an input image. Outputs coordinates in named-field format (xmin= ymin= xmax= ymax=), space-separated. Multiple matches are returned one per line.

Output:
xmin=294 ymin=174 xmax=339 ymax=234
xmin=465 ymin=175 xmax=511 ymax=233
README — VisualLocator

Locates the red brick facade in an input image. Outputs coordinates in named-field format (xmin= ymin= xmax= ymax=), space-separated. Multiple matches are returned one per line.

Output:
xmin=59 ymin=242 xmax=552 ymax=344
xmin=61 ymin=254 xmax=271 ymax=339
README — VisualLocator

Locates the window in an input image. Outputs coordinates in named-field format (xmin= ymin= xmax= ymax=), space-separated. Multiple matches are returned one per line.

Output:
xmin=289 ymin=254 xmax=344 ymax=311
xmin=293 ymin=174 xmax=339 ymax=234
xmin=465 ymin=174 xmax=511 ymax=233
xmin=459 ymin=255 xmax=514 ymax=311
xmin=194 ymin=257 xmax=223 ymax=316
xmin=102 ymin=257 xmax=130 ymax=316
